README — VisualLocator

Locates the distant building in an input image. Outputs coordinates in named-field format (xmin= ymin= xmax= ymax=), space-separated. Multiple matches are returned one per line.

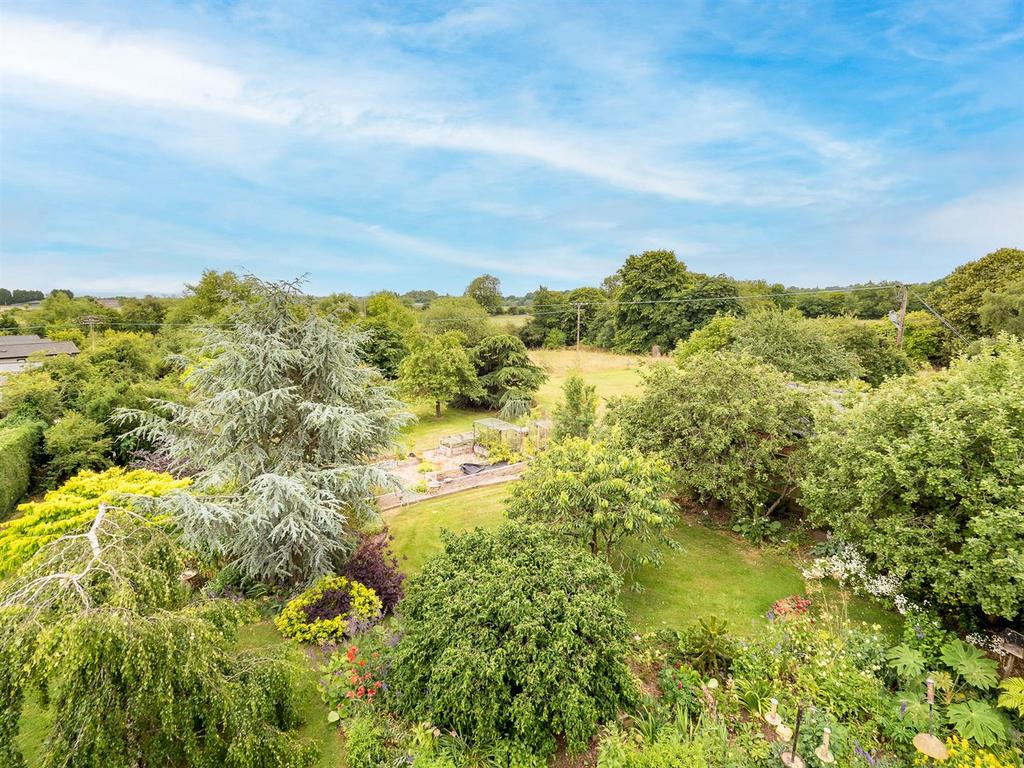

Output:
xmin=0 ymin=334 xmax=80 ymax=380
xmin=95 ymin=298 xmax=122 ymax=310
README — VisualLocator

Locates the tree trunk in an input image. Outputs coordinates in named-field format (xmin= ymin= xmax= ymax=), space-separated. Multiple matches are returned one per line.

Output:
xmin=435 ymin=401 xmax=442 ymax=417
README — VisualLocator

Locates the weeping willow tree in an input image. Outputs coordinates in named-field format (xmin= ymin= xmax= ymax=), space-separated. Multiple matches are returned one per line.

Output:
xmin=0 ymin=505 xmax=315 ymax=768
xmin=117 ymin=277 xmax=410 ymax=587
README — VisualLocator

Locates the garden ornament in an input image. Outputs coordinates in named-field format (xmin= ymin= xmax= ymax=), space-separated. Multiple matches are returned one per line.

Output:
xmin=765 ymin=697 xmax=782 ymax=726
xmin=780 ymin=706 xmax=805 ymax=768
xmin=814 ymin=727 xmax=835 ymax=764
xmin=912 ymin=678 xmax=949 ymax=761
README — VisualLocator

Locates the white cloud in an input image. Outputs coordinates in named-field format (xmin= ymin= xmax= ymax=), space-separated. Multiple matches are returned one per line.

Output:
xmin=912 ymin=182 xmax=1024 ymax=250
xmin=0 ymin=14 xmax=284 ymax=123
xmin=0 ymin=11 xmax=884 ymax=207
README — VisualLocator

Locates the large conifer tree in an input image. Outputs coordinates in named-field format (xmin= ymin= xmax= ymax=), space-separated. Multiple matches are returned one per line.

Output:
xmin=120 ymin=278 xmax=410 ymax=586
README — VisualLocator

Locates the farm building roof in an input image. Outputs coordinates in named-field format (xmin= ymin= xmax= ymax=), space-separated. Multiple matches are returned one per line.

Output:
xmin=0 ymin=335 xmax=80 ymax=361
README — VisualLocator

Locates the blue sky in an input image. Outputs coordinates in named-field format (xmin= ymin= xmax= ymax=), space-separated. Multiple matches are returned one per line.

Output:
xmin=0 ymin=1 xmax=1022 ymax=296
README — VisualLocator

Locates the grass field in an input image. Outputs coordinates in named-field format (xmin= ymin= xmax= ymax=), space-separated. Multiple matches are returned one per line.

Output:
xmin=384 ymin=483 xmax=899 ymax=635
xmin=399 ymin=348 xmax=649 ymax=452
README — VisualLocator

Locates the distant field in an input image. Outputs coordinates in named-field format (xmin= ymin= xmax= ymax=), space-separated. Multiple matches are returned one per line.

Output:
xmin=488 ymin=314 xmax=531 ymax=331
xmin=398 ymin=347 xmax=651 ymax=452
xmin=530 ymin=347 xmax=652 ymax=415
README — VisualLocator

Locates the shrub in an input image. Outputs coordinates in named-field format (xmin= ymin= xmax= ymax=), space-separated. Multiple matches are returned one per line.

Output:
xmin=672 ymin=314 xmax=738 ymax=363
xmin=340 ymin=530 xmax=406 ymax=615
xmin=389 ymin=522 xmax=636 ymax=754
xmin=542 ymin=328 xmax=567 ymax=348
xmin=506 ymin=437 xmax=677 ymax=571
xmin=0 ymin=371 xmax=63 ymax=422
xmin=0 ymin=419 xmax=42 ymax=518
xmin=274 ymin=575 xmax=383 ymax=643
xmin=819 ymin=317 xmax=914 ymax=386
xmin=802 ymin=335 xmax=1024 ymax=622
xmin=552 ymin=374 xmax=597 ymax=441
xmin=608 ymin=352 xmax=810 ymax=528
xmin=42 ymin=411 xmax=112 ymax=483
xmin=0 ymin=467 xmax=189 ymax=578
xmin=731 ymin=306 xmax=863 ymax=381
xmin=344 ymin=712 xmax=393 ymax=768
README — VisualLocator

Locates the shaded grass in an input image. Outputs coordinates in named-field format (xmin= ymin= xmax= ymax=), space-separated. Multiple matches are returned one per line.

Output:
xmin=385 ymin=483 xmax=900 ymax=636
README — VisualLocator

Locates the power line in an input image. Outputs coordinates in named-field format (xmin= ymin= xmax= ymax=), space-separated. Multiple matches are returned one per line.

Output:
xmin=909 ymin=292 xmax=969 ymax=343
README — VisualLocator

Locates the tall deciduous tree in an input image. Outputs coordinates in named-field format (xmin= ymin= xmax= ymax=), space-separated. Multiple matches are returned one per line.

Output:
xmin=937 ymin=247 xmax=1024 ymax=337
xmin=398 ymin=331 xmax=483 ymax=417
xmin=980 ymin=277 xmax=1024 ymax=337
xmin=118 ymin=277 xmax=410 ymax=587
xmin=464 ymin=274 xmax=503 ymax=314
xmin=552 ymin=374 xmax=597 ymax=441
xmin=612 ymin=250 xmax=690 ymax=353
xmin=421 ymin=296 xmax=491 ymax=344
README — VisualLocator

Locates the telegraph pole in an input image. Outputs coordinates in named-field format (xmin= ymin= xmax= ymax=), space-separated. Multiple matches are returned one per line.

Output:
xmin=895 ymin=285 xmax=909 ymax=348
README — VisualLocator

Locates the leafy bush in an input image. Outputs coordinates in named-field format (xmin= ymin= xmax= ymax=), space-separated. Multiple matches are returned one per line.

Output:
xmin=506 ymin=436 xmax=677 ymax=571
xmin=0 ymin=467 xmax=189 ymax=578
xmin=389 ymin=522 xmax=637 ymax=754
xmin=818 ymin=316 xmax=914 ymax=385
xmin=542 ymin=328 xmax=567 ymax=348
xmin=552 ymin=374 xmax=597 ymax=441
xmin=274 ymin=575 xmax=382 ymax=643
xmin=731 ymin=306 xmax=863 ymax=381
xmin=42 ymin=411 xmax=112 ymax=483
xmin=0 ymin=419 xmax=42 ymax=518
xmin=608 ymin=351 xmax=810 ymax=528
xmin=671 ymin=314 xmax=738 ymax=363
xmin=344 ymin=712 xmax=392 ymax=768
xmin=802 ymin=335 xmax=1024 ymax=622
xmin=340 ymin=530 xmax=406 ymax=616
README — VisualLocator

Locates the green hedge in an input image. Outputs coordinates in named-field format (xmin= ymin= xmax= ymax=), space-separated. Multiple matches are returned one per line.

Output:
xmin=0 ymin=418 xmax=42 ymax=518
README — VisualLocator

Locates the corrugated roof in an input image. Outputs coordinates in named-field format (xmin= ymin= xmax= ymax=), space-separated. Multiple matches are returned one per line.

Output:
xmin=0 ymin=339 xmax=80 ymax=360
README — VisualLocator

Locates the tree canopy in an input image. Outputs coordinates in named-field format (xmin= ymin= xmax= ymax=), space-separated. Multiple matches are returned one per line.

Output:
xmin=937 ymin=247 xmax=1024 ymax=337
xmin=466 ymin=334 xmax=546 ymax=417
xmin=464 ymin=274 xmax=503 ymax=314
xmin=399 ymin=331 xmax=483 ymax=416
xmin=119 ymin=277 xmax=409 ymax=586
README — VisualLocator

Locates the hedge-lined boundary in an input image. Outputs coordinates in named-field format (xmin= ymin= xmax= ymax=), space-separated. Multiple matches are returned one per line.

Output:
xmin=0 ymin=419 xmax=42 ymax=519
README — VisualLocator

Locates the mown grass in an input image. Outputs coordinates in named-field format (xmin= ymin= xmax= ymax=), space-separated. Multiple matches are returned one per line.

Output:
xmin=385 ymin=483 xmax=900 ymax=636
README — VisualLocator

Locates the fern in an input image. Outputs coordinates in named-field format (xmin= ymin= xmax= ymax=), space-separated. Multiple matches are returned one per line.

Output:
xmin=998 ymin=678 xmax=1024 ymax=716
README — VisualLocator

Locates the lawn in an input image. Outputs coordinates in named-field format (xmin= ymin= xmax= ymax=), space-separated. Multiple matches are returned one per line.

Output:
xmin=383 ymin=483 xmax=900 ymax=635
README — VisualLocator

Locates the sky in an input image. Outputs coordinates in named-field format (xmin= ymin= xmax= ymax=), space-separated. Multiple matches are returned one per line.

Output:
xmin=0 ymin=1 xmax=1022 ymax=297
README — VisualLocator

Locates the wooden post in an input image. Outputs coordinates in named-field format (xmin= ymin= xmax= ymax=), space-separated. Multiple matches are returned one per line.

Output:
xmin=895 ymin=285 xmax=909 ymax=348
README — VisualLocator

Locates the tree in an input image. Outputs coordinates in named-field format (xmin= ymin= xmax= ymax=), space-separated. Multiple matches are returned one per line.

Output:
xmin=938 ymin=247 xmax=1024 ymax=337
xmin=552 ymin=374 xmax=597 ymax=440
xmin=119 ymin=296 xmax=166 ymax=328
xmin=316 ymin=292 xmax=360 ymax=323
xmin=389 ymin=522 xmax=636 ymax=754
xmin=613 ymin=250 xmax=690 ymax=353
xmin=355 ymin=316 xmax=408 ymax=379
xmin=678 ymin=274 xmax=743 ymax=330
xmin=421 ymin=296 xmax=491 ymax=344
xmin=164 ymin=269 xmax=258 ymax=324
xmin=366 ymin=291 xmax=418 ymax=338
xmin=608 ymin=352 xmax=810 ymax=531
xmin=980 ymin=277 xmax=1024 ymax=337
xmin=731 ymin=306 xmax=863 ymax=381
xmin=398 ymin=331 xmax=483 ymax=417
xmin=118 ymin=277 xmax=409 ymax=587
xmin=0 ymin=507 xmax=315 ymax=768
xmin=518 ymin=286 xmax=570 ymax=347
xmin=464 ymin=274 xmax=503 ymax=314
xmin=467 ymin=334 xmax=546 ymax=417
xmin=801 ymin=335 xmax=1024 ymax=623
xmin=507 ymin=437 xmax=677 ymax=569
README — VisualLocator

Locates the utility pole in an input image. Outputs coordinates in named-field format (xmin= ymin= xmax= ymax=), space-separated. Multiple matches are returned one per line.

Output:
xmin=895 ymin=285 xmax=908 ymax=348
xmin=574 ymin=303 xmax=582 ymax=366
xmin=81 ymin=315 xmax=101 ymax=351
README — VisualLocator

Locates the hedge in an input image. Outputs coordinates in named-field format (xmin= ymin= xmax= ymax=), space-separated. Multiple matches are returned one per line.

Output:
xmin=0 ymin=419 xmax=42 ymax=519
